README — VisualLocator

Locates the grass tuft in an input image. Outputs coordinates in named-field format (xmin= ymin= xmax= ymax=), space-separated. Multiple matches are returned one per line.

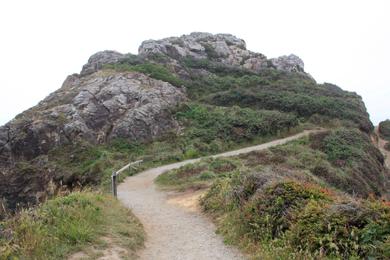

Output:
xmin=0 ymin=192 xmax=144 ymax=259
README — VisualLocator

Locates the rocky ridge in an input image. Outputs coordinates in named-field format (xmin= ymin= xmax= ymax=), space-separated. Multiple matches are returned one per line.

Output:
xmin=80 ymin=33 xmax=305 ymax=77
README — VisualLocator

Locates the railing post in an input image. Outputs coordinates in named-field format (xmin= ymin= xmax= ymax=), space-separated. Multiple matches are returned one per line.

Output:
xmin=111 ymin=160 xmax=142 ymax=198
xmin=112 ymin=172 xmax=117 ymax=198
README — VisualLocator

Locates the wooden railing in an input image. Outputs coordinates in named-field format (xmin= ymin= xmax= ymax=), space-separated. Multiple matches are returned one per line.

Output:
xmin=111 ymin=160 xmax=142 ymax=197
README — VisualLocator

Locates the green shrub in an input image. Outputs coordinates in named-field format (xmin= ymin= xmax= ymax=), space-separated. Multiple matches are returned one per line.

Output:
xmin=241 ymin=182 xmax=329 ymax=240
xmin=194 ymin=70 xmax=372 ymax=132
xmin=288 ymin=199 xmax=390 ymax=258
xmin=311 ymin=128 xmax=386 ymax=197
xmin=379 ymin=120 xmax=390 ymax=140
xmin=321 ymin=128 xmax=366 ymax=163
xmin=176 ymin=103 xmax=298 ymax=144
xmin=201 ymin=176 xmax=390 ymax=259
xmin=182 ymin=57 xmax=257 ymax=77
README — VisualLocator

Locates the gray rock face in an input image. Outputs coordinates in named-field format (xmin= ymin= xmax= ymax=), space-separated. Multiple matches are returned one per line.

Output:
xmin=80 ymin=50 xmax=125 ymax=76
xmin=0 ymin=71 xmax=186 ymax=164
xmin=0 ymin=70 xmax=185 ymax=210
xmin=138 ymin=32 xmax=305 ymax=74
xmin=139 ymin=32 xmax=270 ymax=73
xmin=269 ymin=54 xmax=304 ymax=72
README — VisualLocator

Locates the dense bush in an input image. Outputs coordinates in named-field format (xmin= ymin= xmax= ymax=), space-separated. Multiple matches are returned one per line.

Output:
xmin=241 ymin=182 xmax=329 ymax=240
xmin=321 ymin=128 xmax=369 ymax=163
xmin=178 ymin=60 xmax=373 ymax=132
xmin=201 ymin=176 xmax=390 ymax=259
xmin=288 ymin=199 xmax=390 ymax=258
xmin=379 ymin=120 xmax=390 ymax=140
xmin=176 ymin=103 xmax=298 ymax=143
xmin=311 ymin=128 xmax=386 ymax=197
xmin=207 ymin=87 xmax=372 ymax=132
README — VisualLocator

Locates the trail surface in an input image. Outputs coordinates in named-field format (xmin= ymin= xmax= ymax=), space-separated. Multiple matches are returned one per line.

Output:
xmin=118 ymin=130 xmax=320 ymax=260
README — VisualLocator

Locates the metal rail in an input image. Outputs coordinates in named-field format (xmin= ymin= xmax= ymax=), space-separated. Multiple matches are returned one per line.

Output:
xmin=112 ymin=160 xmax=142 ymax=197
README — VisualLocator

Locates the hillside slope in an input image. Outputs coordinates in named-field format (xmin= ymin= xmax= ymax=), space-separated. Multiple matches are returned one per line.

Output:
xmin=0 ymin=32 xmax=385 ymax=214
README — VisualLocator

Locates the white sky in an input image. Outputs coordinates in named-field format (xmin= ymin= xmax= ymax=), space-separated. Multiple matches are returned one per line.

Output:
xmin=0 ymin=0 xmax=389 ymax=125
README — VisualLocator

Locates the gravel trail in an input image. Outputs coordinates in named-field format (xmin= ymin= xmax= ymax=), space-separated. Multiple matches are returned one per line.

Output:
xmin=118 ymin=130 xmax=319 ymax=260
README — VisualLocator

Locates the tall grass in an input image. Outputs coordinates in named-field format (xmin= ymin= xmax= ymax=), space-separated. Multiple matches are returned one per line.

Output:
xmin=0 ymin=192 xmax=144 ymax=259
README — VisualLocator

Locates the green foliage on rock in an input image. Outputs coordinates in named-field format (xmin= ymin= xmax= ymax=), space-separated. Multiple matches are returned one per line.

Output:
xmin=104 ymin=62 xmax=184 ymax=87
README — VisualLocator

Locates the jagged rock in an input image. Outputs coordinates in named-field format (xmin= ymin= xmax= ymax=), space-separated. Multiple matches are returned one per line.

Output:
xmin=80 ymin=50 xmax=125 ymax=76
xmin=138 ymin=32 xmax=304 ymax=74
xmin=0 ymin=69 xmax=186 ymax=209
xmin=0 ymin=71 xmax=186 ymax=164
xmin=139 ymin=32 xmax=269 ymax=72
xmin=269 ymin=54 xmax=304 ymax=72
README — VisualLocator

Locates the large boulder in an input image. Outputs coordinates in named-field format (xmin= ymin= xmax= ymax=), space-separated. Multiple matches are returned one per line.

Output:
xmin=269 ymin=54 xmax=304 ymax=72
xmin=80 ymin=50 xmax=125 ymax=76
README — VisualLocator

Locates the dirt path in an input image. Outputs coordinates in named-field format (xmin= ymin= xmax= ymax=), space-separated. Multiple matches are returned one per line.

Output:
xmin=118 ymin=130 xmax=320 ymax=260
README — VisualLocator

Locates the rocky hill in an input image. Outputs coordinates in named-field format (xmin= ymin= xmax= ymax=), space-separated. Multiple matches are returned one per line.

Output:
xmin=0 ymin=32 xmax=385 ymax=212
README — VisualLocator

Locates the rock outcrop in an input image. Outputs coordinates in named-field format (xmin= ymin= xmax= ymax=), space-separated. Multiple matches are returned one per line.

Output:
xmin=269 ymin=54 xmax=304 ymax=72
xmin=0 ymin=71 xmax=185 ymax=164
xmin=80 ymin=50 xmax=125 ymax=76
xmin=139 ymin=32 xmax=304 ymax=73
xmin=0 ymin=69 xmax=185 ymax=210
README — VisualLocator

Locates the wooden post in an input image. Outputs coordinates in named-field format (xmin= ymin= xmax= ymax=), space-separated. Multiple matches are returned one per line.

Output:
xmin=111 ymin=160 xmax=142 ymax=198
xmin=112 ymin=172 xmax=117 ymax=197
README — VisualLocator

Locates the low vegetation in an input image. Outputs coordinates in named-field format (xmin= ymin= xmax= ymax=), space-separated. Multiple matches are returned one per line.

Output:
xmin=176 ymin=103 xmax=299 ymax=151
xmin=379 ymin=120 xmax=390 ymax=139
xmin=155 ymin=157 xmax=239 ymax=190
xmin=158 ymin=128 xmax=388 ymax=197
xmin=202 ymin=178 xmax=390 ymax=259
xmin=42 ymin=103 xmax=303 ymax=193
xmin=104 ymin=61 xmax=184 ymax=87
xmin=0 ymin=192 xmax=144 ymax=259
xmin=157 ymin=128 xmax=390 ymax=258
xmin=104 ymin=55 xmax=372 ymax=133
xmin=178 ymin=58 xmax=372 ymax=132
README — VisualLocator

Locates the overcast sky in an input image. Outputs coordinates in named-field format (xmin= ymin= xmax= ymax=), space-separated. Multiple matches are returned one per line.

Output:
xmin=0 ymin=0 xmax=389 ymax=125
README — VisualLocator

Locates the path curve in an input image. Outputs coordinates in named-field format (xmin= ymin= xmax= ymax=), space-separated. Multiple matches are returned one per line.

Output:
xmin=118 ymin=130 xmax=320 ymax=260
